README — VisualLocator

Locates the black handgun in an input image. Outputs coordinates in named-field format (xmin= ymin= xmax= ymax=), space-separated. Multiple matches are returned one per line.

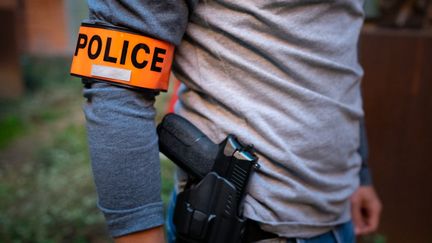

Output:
xmin=157 ymin=114 xmax=260 ymax=243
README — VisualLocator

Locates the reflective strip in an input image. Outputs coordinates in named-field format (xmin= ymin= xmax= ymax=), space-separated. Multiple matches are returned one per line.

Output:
xmin=91 ymin=64 xmax=131 ymax=82
xmin=70 ymin=23 xmax=174 ymax=91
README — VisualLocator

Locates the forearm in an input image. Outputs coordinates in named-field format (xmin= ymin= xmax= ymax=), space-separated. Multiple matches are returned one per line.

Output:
xmin=83 ymin=82 xmax=163 ymax=237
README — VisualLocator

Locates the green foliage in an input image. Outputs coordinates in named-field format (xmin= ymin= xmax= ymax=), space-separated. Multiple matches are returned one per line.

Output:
xmin=361 ymin=234 xmax=387 ymax=243
xmin=0 ymin=115 xmax=26 ymax=149
xmin=0 ymin=124 xmax=109 ymax=243
xmin=0 ymin=54 xmax=81 ymax=143
xmin=161 ymin=156 xmax=176 ymax=206
xmin=0 ymin=76 xmax=81 ymax=149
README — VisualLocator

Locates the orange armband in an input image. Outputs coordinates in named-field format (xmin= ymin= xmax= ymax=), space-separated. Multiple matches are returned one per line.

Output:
xmin=70 ymin=23 xmax=174 ymax=91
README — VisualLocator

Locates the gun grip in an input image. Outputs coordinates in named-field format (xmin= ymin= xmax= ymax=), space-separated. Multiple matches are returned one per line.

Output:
xmin=157 ymin=114 xmax=218 ymax=179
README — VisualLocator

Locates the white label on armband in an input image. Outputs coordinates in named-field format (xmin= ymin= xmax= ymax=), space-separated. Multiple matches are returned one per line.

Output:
xmin=91 ymin=64 xmax=131 ymax=82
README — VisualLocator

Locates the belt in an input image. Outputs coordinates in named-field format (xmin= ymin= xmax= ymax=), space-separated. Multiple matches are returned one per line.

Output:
xmin=243 ymin=220 xmax=296 ymax=243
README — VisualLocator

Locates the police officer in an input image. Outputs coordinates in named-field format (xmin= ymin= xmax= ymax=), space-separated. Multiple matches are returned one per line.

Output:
xmin=77 ymin=1 xmax=382 ymax=242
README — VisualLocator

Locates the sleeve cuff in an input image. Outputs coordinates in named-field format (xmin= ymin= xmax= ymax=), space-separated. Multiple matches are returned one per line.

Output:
xmin=98 ymin=201 xmax=165 ymax=237
xmin=359 ymin=166 xmax=373 ymax=186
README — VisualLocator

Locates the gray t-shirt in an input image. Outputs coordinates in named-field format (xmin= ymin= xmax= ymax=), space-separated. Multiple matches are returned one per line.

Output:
xmin=173 ymin=0 xmax=365 ymax=238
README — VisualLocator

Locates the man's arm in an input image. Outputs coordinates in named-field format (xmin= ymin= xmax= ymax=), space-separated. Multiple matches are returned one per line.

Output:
xmin=351 ymin=119 xmax=382 ymax=235
xmin=81 ymin=0 xmax=197 ymax=241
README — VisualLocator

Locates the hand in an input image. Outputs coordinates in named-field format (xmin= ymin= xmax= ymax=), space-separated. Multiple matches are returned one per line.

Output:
xmin=115 ymin=226 xmax=165 ymax=243
xmin=350 ymin=186 xmax=382 ymax=235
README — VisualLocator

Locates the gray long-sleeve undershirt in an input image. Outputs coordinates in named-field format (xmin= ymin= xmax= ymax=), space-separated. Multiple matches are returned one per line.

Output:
xmin=82 ymin=0 xmax=371 ymax=237
xmin=83 ymin=0 xmax=196 ymax=237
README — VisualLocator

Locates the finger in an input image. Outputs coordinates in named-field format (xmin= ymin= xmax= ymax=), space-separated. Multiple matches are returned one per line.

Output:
xmin=363 ymin=201 xmax=382 ymax=234
xmin=351 ymin=198 xmax=366 ymax=235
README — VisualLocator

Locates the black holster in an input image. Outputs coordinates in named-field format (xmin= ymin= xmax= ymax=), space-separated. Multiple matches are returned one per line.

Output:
xmin=174 ymin=172 xmax=245 ymax=243
xmin=157 ymin=114 xmax=259 ymax=243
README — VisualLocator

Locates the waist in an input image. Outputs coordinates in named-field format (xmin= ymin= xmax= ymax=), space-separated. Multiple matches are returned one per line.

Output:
xmin=244 ymin=220 xmax=355 ymax=243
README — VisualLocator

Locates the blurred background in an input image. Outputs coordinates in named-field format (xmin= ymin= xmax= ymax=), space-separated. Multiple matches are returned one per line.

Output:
xmin=0 ymin=0 xmax=430 ymax=242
